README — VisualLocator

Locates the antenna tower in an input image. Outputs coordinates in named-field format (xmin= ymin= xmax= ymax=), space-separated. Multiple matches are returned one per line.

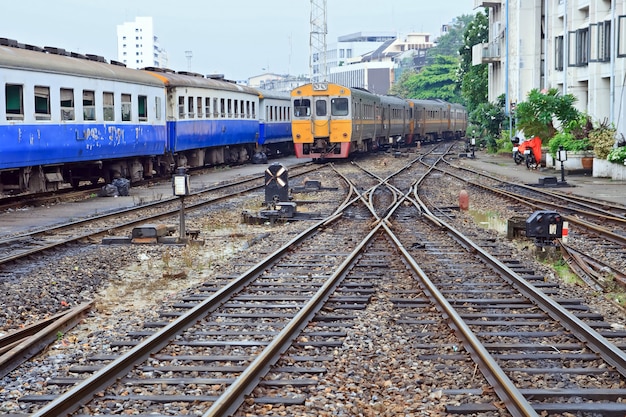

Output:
xmin=309 ymin=0 xmax=327 ymax=83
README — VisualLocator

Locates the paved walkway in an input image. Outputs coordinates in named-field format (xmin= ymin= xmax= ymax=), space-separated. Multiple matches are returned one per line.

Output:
xmin=456 ymin=151 xmax=626 ymax=206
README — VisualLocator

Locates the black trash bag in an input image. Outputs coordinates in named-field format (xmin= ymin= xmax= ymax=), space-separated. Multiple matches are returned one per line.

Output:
xmin=252 ymin=152 xmax=268 ymax=164
xmin=112 ymin=177 xmax=131 ymax=196
xmin=99 ymin=184 xmax=119 ymax=197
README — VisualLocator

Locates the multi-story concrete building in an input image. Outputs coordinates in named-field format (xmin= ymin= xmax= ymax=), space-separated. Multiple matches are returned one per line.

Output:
xmin=116 ymin=16 xmax=168 ymax=69
xmin=473 ymin=0 xmax=626 ymax=138
xmin=327 ymin=32 xmax=434 ymax=94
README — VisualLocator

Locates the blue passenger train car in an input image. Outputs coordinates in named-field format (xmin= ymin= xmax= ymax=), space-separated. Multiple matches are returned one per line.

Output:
xmin=0 ymin=39 xmax=294 ymax=194
xmin=257 ymin=90 xmax=293 ymax=158
xmin=0 ymin=42 xmax=167 ymax=191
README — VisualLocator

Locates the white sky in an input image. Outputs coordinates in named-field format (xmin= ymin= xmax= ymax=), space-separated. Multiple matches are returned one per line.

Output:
xmin=1 ymin=0 xmax=474 ymax=81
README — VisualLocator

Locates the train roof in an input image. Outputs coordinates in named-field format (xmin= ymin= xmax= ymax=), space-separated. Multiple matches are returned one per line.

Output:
xmin=0 ymin=43 xmax=164 ymax=87
xmin=256 ymin=89 xmax=291 ymax=100
xmin=144 ymin=68 xmax=260 ymax=95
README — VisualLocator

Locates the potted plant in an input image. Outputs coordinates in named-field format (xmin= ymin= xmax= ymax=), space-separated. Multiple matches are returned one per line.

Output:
xmin=546 ymin=114 xmax=594 ymax=171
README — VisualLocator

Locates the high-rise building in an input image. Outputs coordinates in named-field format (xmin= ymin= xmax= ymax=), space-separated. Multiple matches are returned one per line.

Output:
xmin=116 ymin=16 xmax=167 ymax=69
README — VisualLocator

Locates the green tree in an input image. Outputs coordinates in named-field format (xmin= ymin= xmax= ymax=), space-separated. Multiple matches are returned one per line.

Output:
xmin=388 ymin=69 xmax=417 ymax=98
xmin=427 ymin=15 xmax=474 ymax=59
xmin=515 ymin=88 xmax=580 ymax=142
xmin=459 ymin=10 xmax=488 ymax=113
xmin=403 ymin=55 xmax=462 ymax=102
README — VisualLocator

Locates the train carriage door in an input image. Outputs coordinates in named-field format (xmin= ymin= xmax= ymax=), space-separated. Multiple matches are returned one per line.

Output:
xmin=312 ymin=97 xmax=330 ymax=138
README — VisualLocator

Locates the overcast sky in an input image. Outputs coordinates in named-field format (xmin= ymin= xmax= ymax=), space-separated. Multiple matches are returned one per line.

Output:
xmin=2 ymin=0 xmax=474 ymax=81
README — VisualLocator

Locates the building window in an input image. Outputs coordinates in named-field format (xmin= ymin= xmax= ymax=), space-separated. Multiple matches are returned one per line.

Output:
xmin=121 ymin=93 xmax=132 ymax=121
xmin=138 ymin=95 xmax=148 ymax=121
xmin=601 ymin=20 xmax=611 ymax=61
xmin=619 ymin=15 xmax=626 ymax=57
xmin=83 ymin=90 xmax=96 ymax=121
xmin=60 ymin=88 xmax=74 ymax=121
xmin=569 ymin=28 xmax=590 ymax=67
xmin=103 ymin=92 xmax=115 ymax=121
xmin=34 ymin=86 xmax=51 ymax=120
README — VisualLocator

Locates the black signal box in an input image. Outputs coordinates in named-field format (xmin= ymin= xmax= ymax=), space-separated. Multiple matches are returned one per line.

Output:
xmin=525 ymin=210 xmax=563 ymax=246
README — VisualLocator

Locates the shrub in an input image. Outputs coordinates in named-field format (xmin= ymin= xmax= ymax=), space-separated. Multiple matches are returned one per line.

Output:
xmin=588 ymin=119 xmax=617 ymax=159
xmin=548 ymin=132 xmax=591 ymax=157
xmin=607 ymin=146 xmax=626 ymax=164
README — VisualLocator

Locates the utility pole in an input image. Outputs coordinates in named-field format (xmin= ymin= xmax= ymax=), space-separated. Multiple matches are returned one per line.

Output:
xmin=310 ymin=0 xmax=327 ymax=83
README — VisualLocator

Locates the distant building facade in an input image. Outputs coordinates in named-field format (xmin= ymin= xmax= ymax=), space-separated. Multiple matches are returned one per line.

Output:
xmin=116 ymin=17 xmax=167 ymax=69
xmin=328 ymin=32 xmax=434 ymax=94
xmin=247 ymin=73 xmax=309 ymax=92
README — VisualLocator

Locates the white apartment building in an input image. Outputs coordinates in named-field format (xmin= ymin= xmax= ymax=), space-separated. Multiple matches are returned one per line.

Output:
xmin=116 ymin=17 xmax=168 ymax=69
xmin=326 ymin=32 xmax=434 ymax=94
xmin=473 ymin=0 xmax=626 ymax=138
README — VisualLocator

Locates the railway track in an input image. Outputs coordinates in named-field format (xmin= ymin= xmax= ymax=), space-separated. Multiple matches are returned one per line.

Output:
xmin=420 ymin=150 xmax=626 ymax=292
xmin=3 ymin=146 xmax=626 ymax=416
xmin=0 ymin=163 xmax=321 ymax=268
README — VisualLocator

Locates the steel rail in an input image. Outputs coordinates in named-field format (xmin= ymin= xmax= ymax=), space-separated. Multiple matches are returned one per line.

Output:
xmin=426 ymin=164 xmax=626 ymax=245
xmin=446 ymin=158 xmax=626 ymax=220
xmin=0 ymin=302 xmax=92 ymax=379
xmin=203 ymin=219 xmax=383 ymax=416
xmin=30 ymin=208 xmax=347 ymax=417
xmin=378 ymin=180 xmax=538 ymax=417
xmin=0 ymin=164 xmax=325 ymax=267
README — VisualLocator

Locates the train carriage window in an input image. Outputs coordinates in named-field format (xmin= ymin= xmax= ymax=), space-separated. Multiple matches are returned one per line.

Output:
xmin=83 ymin=90 xmax=96 ymax=121
xmin=205 ymin=98 xmax=211 ymax=118
xmin=5 ymin=84 xmax=24 ymax=120
xmin=227 ymin=99 xmax=232 ymax=118
xmin=293 ymin=99 xmax=310 ymax=117
xmin=103 ymin=92 xmax=114 ymax=121
xmin=34 ymin=86 xmax=51 ymax=120
xmin=240 ymin=101 xmax=244 ymax=119
xmin=251 ymin=102 xmax=256 ymax=119
xmin=315 ymin=99 xmax=327 ymax=116
xmin=197 ymin=97 xmax=203 ymax=118
xmin=187 ymin=96 xmax=194 ymax=118
xmin=213 ymin=98 xmax=219 ymax=118
xmin=155 ymin=96 xmax=162 ymax=120
xmin=331 ymin=98 xmax=348 ymax=116
xmin=138 ymin=95 xmax=148 ymax=122
xmin=246 ymin=101 xmax=251 ymax=118
xmin=220 ymin=98 xmax=225 ymax=118
xmin=121 ymin=94 xmax=132 ymax=122
xmin=234 ymin=100 xmax=238 ymax=118
xmin=60 ymin=88 xmax=75 ymax=121
xmin=178 ymin=96 xmax=185 ymax=119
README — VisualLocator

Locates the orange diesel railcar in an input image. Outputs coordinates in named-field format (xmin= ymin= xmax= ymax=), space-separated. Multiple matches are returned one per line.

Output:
xmin=291 ymin=82 xmax=410 ymax=159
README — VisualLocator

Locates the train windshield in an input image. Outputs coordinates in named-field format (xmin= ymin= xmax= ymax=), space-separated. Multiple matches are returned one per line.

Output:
xmin=293 ymin=99 xmax=311 ymax=117
xmin=315 ymin=99 xmax=327 ymax=116
xmin=331 ymin=98 xmax=349 ymax=116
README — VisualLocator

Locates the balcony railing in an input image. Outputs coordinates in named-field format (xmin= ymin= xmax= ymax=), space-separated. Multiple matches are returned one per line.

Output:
xmin=472 ymin=42 xmax=501 ymax=64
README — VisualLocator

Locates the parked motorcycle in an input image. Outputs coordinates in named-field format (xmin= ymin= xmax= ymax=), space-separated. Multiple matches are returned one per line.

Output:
xmin=511 ymin=136 xmax=524 ymax=165
xmin=517 ymin=136 xmax=542 ymax=170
